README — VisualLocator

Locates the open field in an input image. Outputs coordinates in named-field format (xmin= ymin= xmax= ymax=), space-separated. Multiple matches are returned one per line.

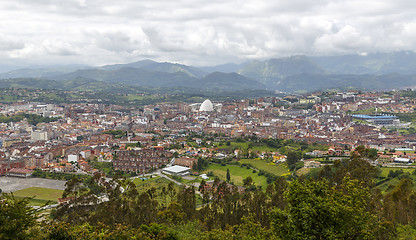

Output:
xmin=379 ymin=167 xmax=415 ymax=177
xmin=375 ymin=176 xmax=416 ymax=193
xmin=132 ymin=175 xmax=161 ymax=185
xmin=216 ymin=142 xmax=279 ymax=152
xmin=13 ymin=197 xmax=53 ymax=206
xmin=350 ymin=107 xmax=376 ymax=115
xmin=376 ymin=168 xmax=416 ymax=193
xmin=202 ymin=164 xmax=269 ymax=189
xmin=239 ymin=159 xmax=289 ymax=176
xmin=296 ymin=167 xmax=313 ymax=175
xmin=0 ymin=177 xmax=66 ymax=193
xmin=12 ymin=187 xmax=64 ymax=206
xmin=125 ymin=94 xmax=146 ymax=101
xmin=134 ymin=176 xmax=175 ymax=190
xmin=133 ymin=177 xmax=200 ymax=205
xmin=377 ymin=178 xmax=402 ymax=193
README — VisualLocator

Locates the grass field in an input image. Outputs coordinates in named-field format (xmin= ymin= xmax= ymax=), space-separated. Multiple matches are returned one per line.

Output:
xmin=0 ymin=94 xmax=20 ymax=102
xmin=377 ymin=167 xmax=416 ymax=193
xmin=376 ymin=176 xmax=416 ymax=193
xmin=350 ymin=107 xmax=376 ymax=115
xmin=135 ymin=176 xmax=176 ymax=190
xmin=12 ymin=187 xmax=63 ymax=206
xmin=296 ymin=167 xmax=313 ymax=175
xmin=239 ymin=159 xmax=289 ymax=176
xmin=379 ymin=167 xmax=415 ymax=177
xmin=216 ymin=142 xmax=279 ymax=153
xmin=251 ymin=145 xmax=279 ymax=152
xmin=377 ymin=178 xmax=402 ymax=193
xmin=132 ymin=177 xmax=205 ymax=206
xmin=125 ymin=94 xmax=145 ymax=101
xmin=132 ymin=175 xmax=160 ymax=185
xmin=202 ymin=164 xmax=269 ymax=189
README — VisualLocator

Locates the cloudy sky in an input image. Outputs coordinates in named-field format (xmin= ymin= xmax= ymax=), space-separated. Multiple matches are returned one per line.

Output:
xmin=0 ymin=0 xmax=415 ymax=69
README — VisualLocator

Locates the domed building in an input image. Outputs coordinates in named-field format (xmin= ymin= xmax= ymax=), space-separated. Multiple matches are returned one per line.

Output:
xmin=189 ymin=99 xmax=222 ymax=112
xmin=199 ymin=99 xmax=214 ymax=112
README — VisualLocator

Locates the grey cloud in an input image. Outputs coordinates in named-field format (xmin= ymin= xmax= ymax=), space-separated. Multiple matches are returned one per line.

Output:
xmin=42 ymin=39 xmax=80 ymax=56
xmin=91 ymin=31 xmax=144 ymax=53
xmin=0 ymin=0 xmax=416 ymax=66
xmin=0 ymin=36 xmax=25 ymax=51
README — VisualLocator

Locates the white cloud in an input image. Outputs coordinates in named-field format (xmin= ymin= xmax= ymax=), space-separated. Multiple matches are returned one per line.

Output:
xmin=0 ymin=36 xmax=25 ymax=51
xmin=0 ymin=0 xmax=415 ymax=67
xmin=42 ymin=39 xmax=80 ymax=56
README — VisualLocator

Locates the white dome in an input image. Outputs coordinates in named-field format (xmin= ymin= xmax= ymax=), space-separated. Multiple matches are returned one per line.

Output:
xmin=199 ymin=99 xmax=214 ymax=112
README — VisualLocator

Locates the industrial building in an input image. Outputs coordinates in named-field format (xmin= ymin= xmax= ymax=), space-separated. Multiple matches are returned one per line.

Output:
xmin=352 ymin=114 xmax=399 ymax=125
xmin=162 ymin=165 xmax=191 ymax=176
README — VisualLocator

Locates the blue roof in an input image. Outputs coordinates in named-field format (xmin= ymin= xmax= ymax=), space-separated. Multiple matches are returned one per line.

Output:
xmin=352 ymin=114 xmax=397 ymax=119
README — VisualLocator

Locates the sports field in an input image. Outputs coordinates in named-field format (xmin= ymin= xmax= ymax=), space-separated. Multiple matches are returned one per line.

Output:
xmin=203 ymin=164 xmax=269 ymax=189
xmin=239 ymin=158 xmax=290 ymax=176
xmin=12 ymin=187 xmax=64 ymax=206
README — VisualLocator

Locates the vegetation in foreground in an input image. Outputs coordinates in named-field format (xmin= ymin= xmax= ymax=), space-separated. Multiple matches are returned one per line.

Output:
xmin=3 ymin=151 xmax=416 ymax=239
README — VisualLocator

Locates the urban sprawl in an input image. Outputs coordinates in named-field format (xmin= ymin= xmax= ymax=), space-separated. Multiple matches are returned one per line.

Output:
xmin=1 ymin=90 xmax=416 ymax=178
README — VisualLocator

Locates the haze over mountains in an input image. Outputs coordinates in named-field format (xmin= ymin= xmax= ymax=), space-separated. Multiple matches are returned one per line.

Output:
xmin=1 ymin=51 xmax=416 ymax=93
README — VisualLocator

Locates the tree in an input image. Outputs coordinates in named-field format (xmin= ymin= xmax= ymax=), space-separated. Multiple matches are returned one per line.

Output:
xmin=383 ymin=178 xmax=416 ymax=224
xmin=177 ymin=186 xmax=196 ymax=219
xmin=286 ymin=150 xmax=300 ymax=171
xmin=243 ymin=176 xmax=253 ymax=187
xmin=368 ymin=148 xmax=378 ymax=160
xmin=271 ymin=178 xmax=378 ymax=239
xmin=0 ymin=194 xmax=39 ymax=239
xmin=226 ymin=169 xmax=231 ymax=183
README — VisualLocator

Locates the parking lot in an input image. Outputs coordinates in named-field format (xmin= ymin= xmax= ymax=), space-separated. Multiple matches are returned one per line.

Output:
xmin=0 ymin=176 xmax=66 ymax=193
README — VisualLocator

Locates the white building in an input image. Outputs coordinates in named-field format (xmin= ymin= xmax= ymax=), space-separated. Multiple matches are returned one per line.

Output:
xmin=162 ymin=165 xmax=191 ymax=176
xmin=68 ymin=154 xmax=79 ymax=163
xmin=189 ymin=99 xmax=222 ymax=112
xmin=31 ymin=131 xmax=50 ymax=141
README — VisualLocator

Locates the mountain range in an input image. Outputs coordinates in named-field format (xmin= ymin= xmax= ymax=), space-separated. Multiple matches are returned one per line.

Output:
xmin=1 ymin=51 xmax=416 ymax=93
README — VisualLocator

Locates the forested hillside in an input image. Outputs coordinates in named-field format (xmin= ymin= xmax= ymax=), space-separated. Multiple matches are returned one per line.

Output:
xmin=2 ymin=151 xmax=416 ymax=239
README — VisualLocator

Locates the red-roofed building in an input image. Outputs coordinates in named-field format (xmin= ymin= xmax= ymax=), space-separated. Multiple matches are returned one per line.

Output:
xmin=7 ymin=168 xmax=33 ymax=178
xmin=174 ymin=157 xmax=198 ymax=168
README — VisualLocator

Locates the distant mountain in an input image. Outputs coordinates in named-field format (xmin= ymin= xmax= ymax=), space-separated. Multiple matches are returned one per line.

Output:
xmin=101 ymin=60 xmax=207 ymax=78
xmin=100 ymin=60 xmax=157 ymax=71
xmin=201 ymin=72 xmax=266 ymax=90
xmin=275 ymin=73 xmax=416 ymax=93
xmin=311 ymin=51 xmax=416 ymax=75
xmin=53 ymin=67 xmax=200 ymax=88
xmin=2 ymin=52 xmax=416 ymax=93
xmin=43 ymin=67 xmax=264 ymax=91
xmin=233 ymin=52 xmax=416 ymax=91
xmin=0 ymin=65 xmax=91 ymax=79
xmin=199 ymin=63 xmax=243 ymax=73
xmin=237 ymin=56 xmax=325 ymax=85
xmin=0 ymin=78 xmax=121 ymax=91
xmin=0 ymin=78 xmax=61 ymax=89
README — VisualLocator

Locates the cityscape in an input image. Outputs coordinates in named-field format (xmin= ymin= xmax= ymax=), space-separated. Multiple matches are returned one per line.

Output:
xmin=3 ymin=0 xmax=416 ymax=239
xmin=2 ymin=89 xmax=416 ymax=179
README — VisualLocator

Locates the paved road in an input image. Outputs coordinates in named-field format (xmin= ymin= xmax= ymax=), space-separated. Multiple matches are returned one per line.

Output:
xmin=0 ymin=176 xmax=66 ymax=193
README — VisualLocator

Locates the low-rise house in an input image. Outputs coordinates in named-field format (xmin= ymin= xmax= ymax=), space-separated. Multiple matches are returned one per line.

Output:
xmin=7 ymin=168 xmax=33 ymax=177
xmin=174 ymin=157 xmax=197 ymax=168
xmin=304 ymin=160 xmax=322 ymax=168
xmin=378 ymin=155 xmax=393 ymax=163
